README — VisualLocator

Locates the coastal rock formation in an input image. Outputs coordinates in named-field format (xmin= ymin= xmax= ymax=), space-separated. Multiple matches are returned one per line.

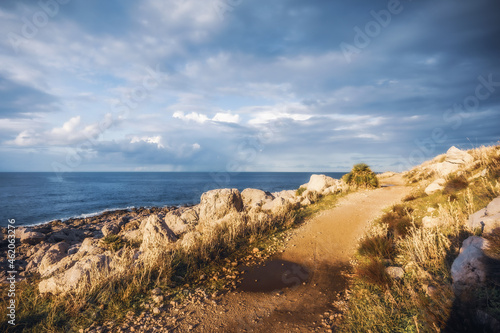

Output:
xmin=38 ymin=242 xmax=69 ymax=276
xmin=18 ymin=228 xmax=45 ymax=245
xmin=39 ymin=254 xmax=110 ymax=295
xmin=199 ymin=189 xmax=244 ymax=224
xmin=434 ymin=146 xmax=474 ymax=177
xmin=424 ymin=178 xmax=446 ymax=195
xmin=468 ymin=197 xmax=500 ymax=233
xmin=241 ymin=188 xmax=274 ymax=209
xmin=451 ymin=236 xmax=487 ymax=297
xmin=305 ymin=174 xmax=338 ymax=193
xmin=140 ymin=215 xmax=177 ymax=253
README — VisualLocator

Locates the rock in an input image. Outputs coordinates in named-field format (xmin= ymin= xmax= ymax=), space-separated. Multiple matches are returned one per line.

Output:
xmin=305 ymin=174 xmax=338 ymax=193
xmin=451 ymin=236 xmax=487 ymax=296
xmin=424 ymin=178 xmax=446 ymax=195
xmin=78 ymin=238 xmax=105 ymax=256
xmin=385 ymin=266 xmax=405 ymax=279
xmin=422 ymin=216 xmax=440 ymax=228
xmin=180 ymin=231 xmax=201 ymax=252
xmin=241 ymin=188 xmax=274 ymax=209
xmin=139 ymin=215 xmax=177 ymax=253
xmin=19 ymin=229 xmax=45 ymax=245
xmin=121 ymin=229 xmax=143 ymax=244
xmin=48 ymin=228 xmax=84 ymax=243
xmin=199 ymin=189 xmax=243 ymax=224
xmin=164 ymin=211 xmax=189 ymax=236
xmin=38 ymin=242 xmax=69 ymax=276
xmin=262 ymin=196 xmax=294 ymax=215
xmin=467 ymin=197 xmax=500 ymax=233
xmin=25 ymin=243 xmax=51 ymax=272
xmin=102 ymin=223 xmax=120 ymax=237
xmin=39 ymin=254 xmax=110 ymax=295
xmin=445 ymin=146 xmax=474 ymax=165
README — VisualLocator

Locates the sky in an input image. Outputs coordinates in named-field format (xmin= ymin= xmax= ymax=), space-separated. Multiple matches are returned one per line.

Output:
xmin=0 ymin=0 xmax=499 ymax=173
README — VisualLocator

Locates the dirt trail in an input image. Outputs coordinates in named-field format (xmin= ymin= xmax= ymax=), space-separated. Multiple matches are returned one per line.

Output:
xmin=173 ymin=175 xmax=410 ymax=332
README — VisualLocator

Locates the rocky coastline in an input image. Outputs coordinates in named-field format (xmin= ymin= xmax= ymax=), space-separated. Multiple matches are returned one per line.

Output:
xmin=0 ymin=174 xmax=347 ymax=295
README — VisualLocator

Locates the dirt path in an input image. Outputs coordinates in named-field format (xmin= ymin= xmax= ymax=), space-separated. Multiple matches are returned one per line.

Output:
xmin=121 ymin=175 xmax=410 ymax=333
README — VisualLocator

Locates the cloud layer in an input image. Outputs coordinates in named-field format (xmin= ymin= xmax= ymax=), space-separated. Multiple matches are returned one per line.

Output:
xmin=0 ymin=0 xmax=499 ymax=172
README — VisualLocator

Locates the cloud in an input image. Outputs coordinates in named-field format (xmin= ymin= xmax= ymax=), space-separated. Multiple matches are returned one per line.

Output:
xmin=7 ymin=114 xmax=118 ymax=147
xmin=173 ymin=111 xmax=240 ymax=124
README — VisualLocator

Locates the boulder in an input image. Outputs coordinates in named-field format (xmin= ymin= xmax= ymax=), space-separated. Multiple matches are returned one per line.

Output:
xmin=121 ymin=229 xmax=143 ymax=244
xmin=445 ymin=146 xmax=474 ymax=165
xmin=199 ymin=189 xmax=243 ymax=224
xmin=262 ymin=196 xmax=294 ymax=215
xmin=164 ymin=211 xmax=189 ymax=236
xmin=25 ymin=243 xmax=51 ymax=272
xmin=467 ymin=197 xmax=500 ymax=233
xmin=424 ymin=178 xmax=446 ymax=195
xmin=39 ymin=254 xmax=110 ymax=295
xmin=102 ymin=223 xmax=120 ymax=237
xmin=241 ymin=188 xmax=274 ymax=209
xmin=164 ymin=206 xmax=199 ymax=236
xmin=48 ymin=228 xmax=85 ymax=243
xmin=305 ymin=174 xmax=338 ymax=193
xmin=451 ymin=236 xmax=487 ymax=296
xmin=19 ymin=228 xmax=45 ymax=245
xmin=78 ymin=237 xmax=105 ymax=256
xmin=385 ymin=266 xmax=405 ymax=279
xmin=38 ymin=242 xmax=69 ymax=276
xmin=139 ymin=215 xmax=177 ymax=253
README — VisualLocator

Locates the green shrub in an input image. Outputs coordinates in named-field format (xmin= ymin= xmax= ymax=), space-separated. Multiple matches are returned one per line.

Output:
xmin=296 ymin=187 xmax=306 ymax=196
xmin=343 ymin=163 xmax=379 ymax=188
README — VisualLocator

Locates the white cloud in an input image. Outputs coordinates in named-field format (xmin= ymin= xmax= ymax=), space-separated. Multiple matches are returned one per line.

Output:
xmin=7 ymin=113 xmax=117 ymax=147
xmin=212 ymin=112 xmax=239 ymax=123
xmin=173 ymin=111 xmax=240 ymax=124
xmin=130 ymin=135 xmax=165 ymax=149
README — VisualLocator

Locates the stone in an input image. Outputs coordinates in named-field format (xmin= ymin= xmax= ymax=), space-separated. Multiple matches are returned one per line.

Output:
xmin=424 ymin=178 xmax=446 ymax=195
xmin=262 ymin=196 xmax=294 ymax=215
xmin=445 ymin=146 xmax=474 ymax=165
xmin=467 ymin=197 xmax=500 ymax=233
xmin=38 ymin=242 xmax=70 ymax=276
xmin=241 ymin=188 xmax=274 ymax=209
xmin=385 ymin=266 xmax=405 ymax=279
xmin=102 ymin=223 xmax=120 ymax=237
xmin=451 ymin=236 xmax=487 ymax=296
xmin=164 ymin=211 xmax=189 ymax=236
xmin=305 ymin=174 xmax=338 ymax=193
xmin=19 ymin=228 xmax=45 ymax=245
xmin=39 ymin=254 xmax=110 ymax=295
xmin=139 ymin=215 xmax=177 ymax=253
xmin=78 ymin=237 xmax=105 ymax=256
xmin=199 ymin=189 xmax=244 ymax=224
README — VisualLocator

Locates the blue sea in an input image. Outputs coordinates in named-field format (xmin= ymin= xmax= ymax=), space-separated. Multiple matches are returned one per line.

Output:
xmin=0 ymin=172 xmax=345 ymax=227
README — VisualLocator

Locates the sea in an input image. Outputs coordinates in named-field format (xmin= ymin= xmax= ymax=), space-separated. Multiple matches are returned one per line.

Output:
xmin=0 ymin=172 xmax=346 ymax=227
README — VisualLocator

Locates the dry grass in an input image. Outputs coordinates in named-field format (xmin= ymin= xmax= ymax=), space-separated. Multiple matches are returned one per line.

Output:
xmin=341 ymin=144 xmax=500 ymax=332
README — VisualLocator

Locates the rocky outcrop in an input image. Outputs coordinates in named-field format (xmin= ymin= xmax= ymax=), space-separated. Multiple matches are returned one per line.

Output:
xmin=305 ymin=174 xmax=338 ymax=193
xmin=139 ymin=215 xmax=177 ymax=253
xmin=241 ymin=188 xmax=274 ymax=209
xmin=434 ymin=146 xmax=474 ymax=177
xmin=199 ymin=189 xmax=244 ymax=224
xmin=451 ymin=236 xmax=487 ymax=296
xmin=468 ymin=197 xmax=500 ymax=233
xmin=38 ymin=242 xmax=69 ymax=276
xmin=164 ymin=206 xmax=199 ymax=236
xmin=424 ymin=178 xmax=446 ymax=195
xmin=39 ymin=254 xmax=110 ymax=295
xmin=18 ymin=228 xmax=45 ymax=245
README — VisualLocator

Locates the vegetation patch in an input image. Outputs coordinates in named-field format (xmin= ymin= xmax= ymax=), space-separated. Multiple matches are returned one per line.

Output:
xmin=342 ymin=163 xmax=379 ymax=188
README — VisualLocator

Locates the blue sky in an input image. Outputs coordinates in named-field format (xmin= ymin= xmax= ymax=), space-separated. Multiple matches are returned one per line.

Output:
xmin=0 ymin=0 xmax=499 ymax=172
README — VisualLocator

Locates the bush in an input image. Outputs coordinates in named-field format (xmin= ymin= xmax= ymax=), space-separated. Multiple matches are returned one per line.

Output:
xmin=356 ymin=258 xmax=391 ymax=287
xmin=358 ymin=235 xmax=395 ymax=259
xmin=381 ymin=205 xmax=414 ymax=238
xmin=296 ymin=187 xmax=306 ymax=196
xmin=343 ymin=163 xmax=379 ymax=188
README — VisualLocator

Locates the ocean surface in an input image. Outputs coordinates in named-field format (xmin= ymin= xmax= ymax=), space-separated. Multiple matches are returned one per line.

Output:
xmin=0 ymin=172 xmax=346 ymax=227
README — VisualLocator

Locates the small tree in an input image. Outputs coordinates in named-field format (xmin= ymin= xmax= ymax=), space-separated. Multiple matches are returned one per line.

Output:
xmin=342 ymin=163 xmax=379 ymax=188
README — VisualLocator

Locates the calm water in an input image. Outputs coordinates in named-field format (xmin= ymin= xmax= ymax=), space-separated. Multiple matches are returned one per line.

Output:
xmin=0 ymin=172 xmax=345 ymax=227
